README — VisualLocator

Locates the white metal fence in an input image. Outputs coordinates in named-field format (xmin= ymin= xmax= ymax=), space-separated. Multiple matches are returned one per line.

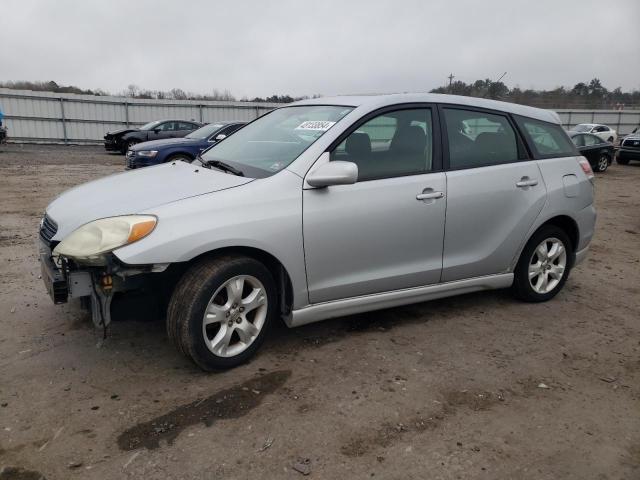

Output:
xmin=556 ymin=110 xmax=639 ymax=137
xmin=0 ymin=88 xmax=279 ymax=144
xmin=1 ymin=88 xmax=639 ymax=144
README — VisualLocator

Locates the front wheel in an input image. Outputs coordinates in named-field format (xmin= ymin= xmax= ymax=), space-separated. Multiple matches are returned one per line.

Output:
xmin=595 ymin=154 xmax=609 ymax=172
xmin=121 ymin=139 xmax=139 ymax=154
xmin=167 ymin=255 xmax=277 ymax=371
xmin=512 ymin=225 xmax=572 ymax=302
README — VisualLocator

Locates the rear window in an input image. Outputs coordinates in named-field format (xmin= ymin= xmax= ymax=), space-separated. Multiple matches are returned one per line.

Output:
xmin=516 ymin=117 xmax=577 ymax=158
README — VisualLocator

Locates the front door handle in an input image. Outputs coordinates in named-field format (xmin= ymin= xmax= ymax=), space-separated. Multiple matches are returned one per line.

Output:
xmin=416 ymin=191 xmax=445 ymax=201
xmin=516 ymin=177 xmax=538 ymax=188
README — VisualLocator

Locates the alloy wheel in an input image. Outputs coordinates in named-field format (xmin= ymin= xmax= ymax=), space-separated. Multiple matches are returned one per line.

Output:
xmin=528 ymin=237 xmax=567 ymax=294
xmin=202 ymin=275 xmax=268 ymax=357
xmin=598 ymin=155 xmax=608 ymax=172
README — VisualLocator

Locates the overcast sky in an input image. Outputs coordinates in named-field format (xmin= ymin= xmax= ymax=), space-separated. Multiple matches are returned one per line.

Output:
xmin=2 ymin=0 xmax=639 ymax=98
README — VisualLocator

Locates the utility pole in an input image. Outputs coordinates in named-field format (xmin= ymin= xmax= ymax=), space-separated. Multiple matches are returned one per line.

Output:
xmin=448 ymin=73 xmax=455 ymax=93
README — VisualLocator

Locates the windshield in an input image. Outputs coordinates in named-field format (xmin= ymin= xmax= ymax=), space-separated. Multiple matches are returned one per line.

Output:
xmin=140 ymin=120 xmax=163 ymax=131
xmin=572 ymin=124 xmax=591 ymax=133
xmin=186 ymin=123 xmax=226 ymax=139
xmin=200 ymin=105 xmax=353 ymax=177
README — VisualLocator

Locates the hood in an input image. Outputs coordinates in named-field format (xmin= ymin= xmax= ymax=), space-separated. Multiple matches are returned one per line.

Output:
xmin=130 ymin=137 xmax=201 ymax=151
xmin=46 ymin=161 xmax=253 ymax=240
xmin=106 ymin=128 xmax=137 ymax=137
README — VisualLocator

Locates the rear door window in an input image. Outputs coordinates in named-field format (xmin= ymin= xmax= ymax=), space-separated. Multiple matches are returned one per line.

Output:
xmin=515 ymin=116 xmax=578 ymax=158
xmin=443 ymin=108 xmax=520 ymax=169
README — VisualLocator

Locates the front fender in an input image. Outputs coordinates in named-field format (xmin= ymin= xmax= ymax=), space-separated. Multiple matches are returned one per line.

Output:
xmin=113 ymin=170 xmax=309 ymax=308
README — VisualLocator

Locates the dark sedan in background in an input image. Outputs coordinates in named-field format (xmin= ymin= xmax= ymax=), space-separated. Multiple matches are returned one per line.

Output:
xmin=104 ymin=119 xmax=202 ymax=154
xmin=569 ymin=132 xmax=614 ymax=172
xmin=616 ymin=127 xmax=640 ymax=165
xmin=125 ymin=121 xmax=245 ymax=169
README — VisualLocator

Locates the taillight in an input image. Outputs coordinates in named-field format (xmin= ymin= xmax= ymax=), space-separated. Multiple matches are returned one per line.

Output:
xmin=578 ymin=157 xmax=594 ymax=184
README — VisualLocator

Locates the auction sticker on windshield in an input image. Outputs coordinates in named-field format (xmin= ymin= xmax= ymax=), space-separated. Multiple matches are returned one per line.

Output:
xmin=295 ymin=121 xmax=336 ymax=131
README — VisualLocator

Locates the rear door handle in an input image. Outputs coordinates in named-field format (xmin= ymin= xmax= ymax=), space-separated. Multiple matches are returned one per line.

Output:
xmin=416 ymin=191 xmax=445 ymax=201
xmin=516 ymin=177 xmax=538 ymax=188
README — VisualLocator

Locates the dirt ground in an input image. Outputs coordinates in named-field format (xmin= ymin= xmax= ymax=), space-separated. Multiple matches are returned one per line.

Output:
xmin=0 ymin=144 xmax=638 ymax=480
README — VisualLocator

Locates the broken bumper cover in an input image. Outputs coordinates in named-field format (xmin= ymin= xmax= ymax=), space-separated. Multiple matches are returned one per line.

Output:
xmin=39 ymin=241 xmax=68 ymax=304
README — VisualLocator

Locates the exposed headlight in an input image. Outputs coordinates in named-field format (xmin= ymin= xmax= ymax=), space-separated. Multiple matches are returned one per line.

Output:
xmin=137 ymin=150 xmax=158 ymax=157
xmin=53 ymin=215 xmax=157 ymax=263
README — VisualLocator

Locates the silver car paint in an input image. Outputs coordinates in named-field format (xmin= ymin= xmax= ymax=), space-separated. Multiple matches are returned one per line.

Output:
xmin=44 ymin=93 xmax=596 ymax=325
xmin=442 ymin=161 xmax=547 ymax=282
xmin=303 ymin=171 xmax=447 ymax=303
xmin=47 ymin=161 xmax=252 ymax=240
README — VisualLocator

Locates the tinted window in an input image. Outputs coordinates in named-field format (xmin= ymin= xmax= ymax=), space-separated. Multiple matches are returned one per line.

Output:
xmin=157 ymin=122 xmax=176 ymax=131
xmin=584 ymin=134 xmax=600 ymax=146
xmin=178 ymin=122 xmax=196 ymax=130
xmin=443 ymin=108 xmax=518 ymax=169
xmin=516 ymin=117 xmax=577 ymax=158
xmin=331 ymin=108 xmax=433 ymax=181
xmin=571 ymin=134 xmax=585 ymax=147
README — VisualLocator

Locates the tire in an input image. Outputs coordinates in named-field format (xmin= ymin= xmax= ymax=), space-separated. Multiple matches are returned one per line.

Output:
xmin=167 ymin=255 xmax=277 ymax=371
xmin=121 ymin=139 xmax=139 ymax=154
xmin=512 ymin=225 xmax=573 ymax=302
xmin=595 ymin=154 xmax=609 ymax=172
xmin=616 ymin=155 xmax=630 ymax=165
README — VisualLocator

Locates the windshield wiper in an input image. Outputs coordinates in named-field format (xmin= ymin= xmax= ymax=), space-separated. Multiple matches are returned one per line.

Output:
xmin=203 ymin=159 xmax=244 ymax=176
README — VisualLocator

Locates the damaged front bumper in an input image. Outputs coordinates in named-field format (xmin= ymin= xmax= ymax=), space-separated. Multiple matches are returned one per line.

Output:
xmin=38 ymin=239 xmax=165 ymax=330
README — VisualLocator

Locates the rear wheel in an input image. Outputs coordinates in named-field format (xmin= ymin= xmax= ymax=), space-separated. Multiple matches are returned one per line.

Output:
xmin=595 ymin=154 xmax=609 ymax=172
xmin=512 ymin=225 xmax=572 ymax=302
xmin=167 ymin=255 xmax=276 ymax=371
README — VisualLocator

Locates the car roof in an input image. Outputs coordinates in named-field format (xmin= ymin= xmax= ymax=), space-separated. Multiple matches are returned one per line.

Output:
xmin=290 ymin=93 xmax=561 ymax=124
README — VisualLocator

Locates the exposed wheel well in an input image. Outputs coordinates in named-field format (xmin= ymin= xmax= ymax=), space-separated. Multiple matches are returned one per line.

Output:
xmin=171 ymin=247 xmax=294 ymax=316
xmin=167 ymin=152 xmax=195 ymax=161
xmin=539 ymin=215 xmax=579 ymax=252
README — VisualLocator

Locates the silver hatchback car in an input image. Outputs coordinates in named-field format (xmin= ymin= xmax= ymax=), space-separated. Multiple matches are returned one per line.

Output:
xmin=39 ymin=94 xmax=596 ymax=370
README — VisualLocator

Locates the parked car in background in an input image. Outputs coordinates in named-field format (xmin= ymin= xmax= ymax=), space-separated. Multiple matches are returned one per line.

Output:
xmin=39 ymin=94 xmax=595 ymax=370
xmin=617 ymin=127 xmax=640 ymax=165
xmin=570 ymin=123 xmax=617 ymax=143
xmin=568 ymin=132 xmax=614 ymax=172
xmin=126 ymin=122 xmax=245 ymax=169
xmin=104 ymin=120 xmax=202 ymax=154
xmin=0 ymin=108 xmax=6 ymax=143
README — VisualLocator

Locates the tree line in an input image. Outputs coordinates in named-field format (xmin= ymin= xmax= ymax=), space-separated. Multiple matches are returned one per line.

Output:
xmin=0 ymin=81 xmax=314 ymax=103
xmin=430 ymin=78 xmax=640 ymax=109
xmin=2 ymin=78 xmax=639 ymax=108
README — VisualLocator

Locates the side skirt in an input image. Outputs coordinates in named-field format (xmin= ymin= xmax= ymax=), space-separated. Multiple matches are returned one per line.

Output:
xmin=287 ymin=273 xmax=514 ymax=328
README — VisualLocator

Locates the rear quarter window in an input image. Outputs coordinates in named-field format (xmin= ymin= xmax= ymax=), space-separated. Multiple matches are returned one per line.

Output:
xmin=515 ymin=116 xmax=578 ymax=158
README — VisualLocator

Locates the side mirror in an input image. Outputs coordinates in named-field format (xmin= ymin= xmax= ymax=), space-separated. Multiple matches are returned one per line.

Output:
xmin=153 ymin=128 xmax=160 ymax=134
xmin=306 ymin=159 xmax=358 ymax=188
xmin=214 ymin=133 xmax=227 ymax=142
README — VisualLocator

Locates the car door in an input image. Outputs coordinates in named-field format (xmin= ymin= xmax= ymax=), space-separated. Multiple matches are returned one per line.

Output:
xmin=581 ymin=134 xmax=602 ymax=165
xmin=147 ymin=121 xmax=174 ymax=140
xmin=440 ymin=106 xmax=547 ymax=282
xmin=303 ymin=106 xmax=446 ymax=303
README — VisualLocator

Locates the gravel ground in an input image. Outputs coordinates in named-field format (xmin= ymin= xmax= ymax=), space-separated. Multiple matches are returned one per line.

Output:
xmin=0 ymin=144 xmax=639 ymax=480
